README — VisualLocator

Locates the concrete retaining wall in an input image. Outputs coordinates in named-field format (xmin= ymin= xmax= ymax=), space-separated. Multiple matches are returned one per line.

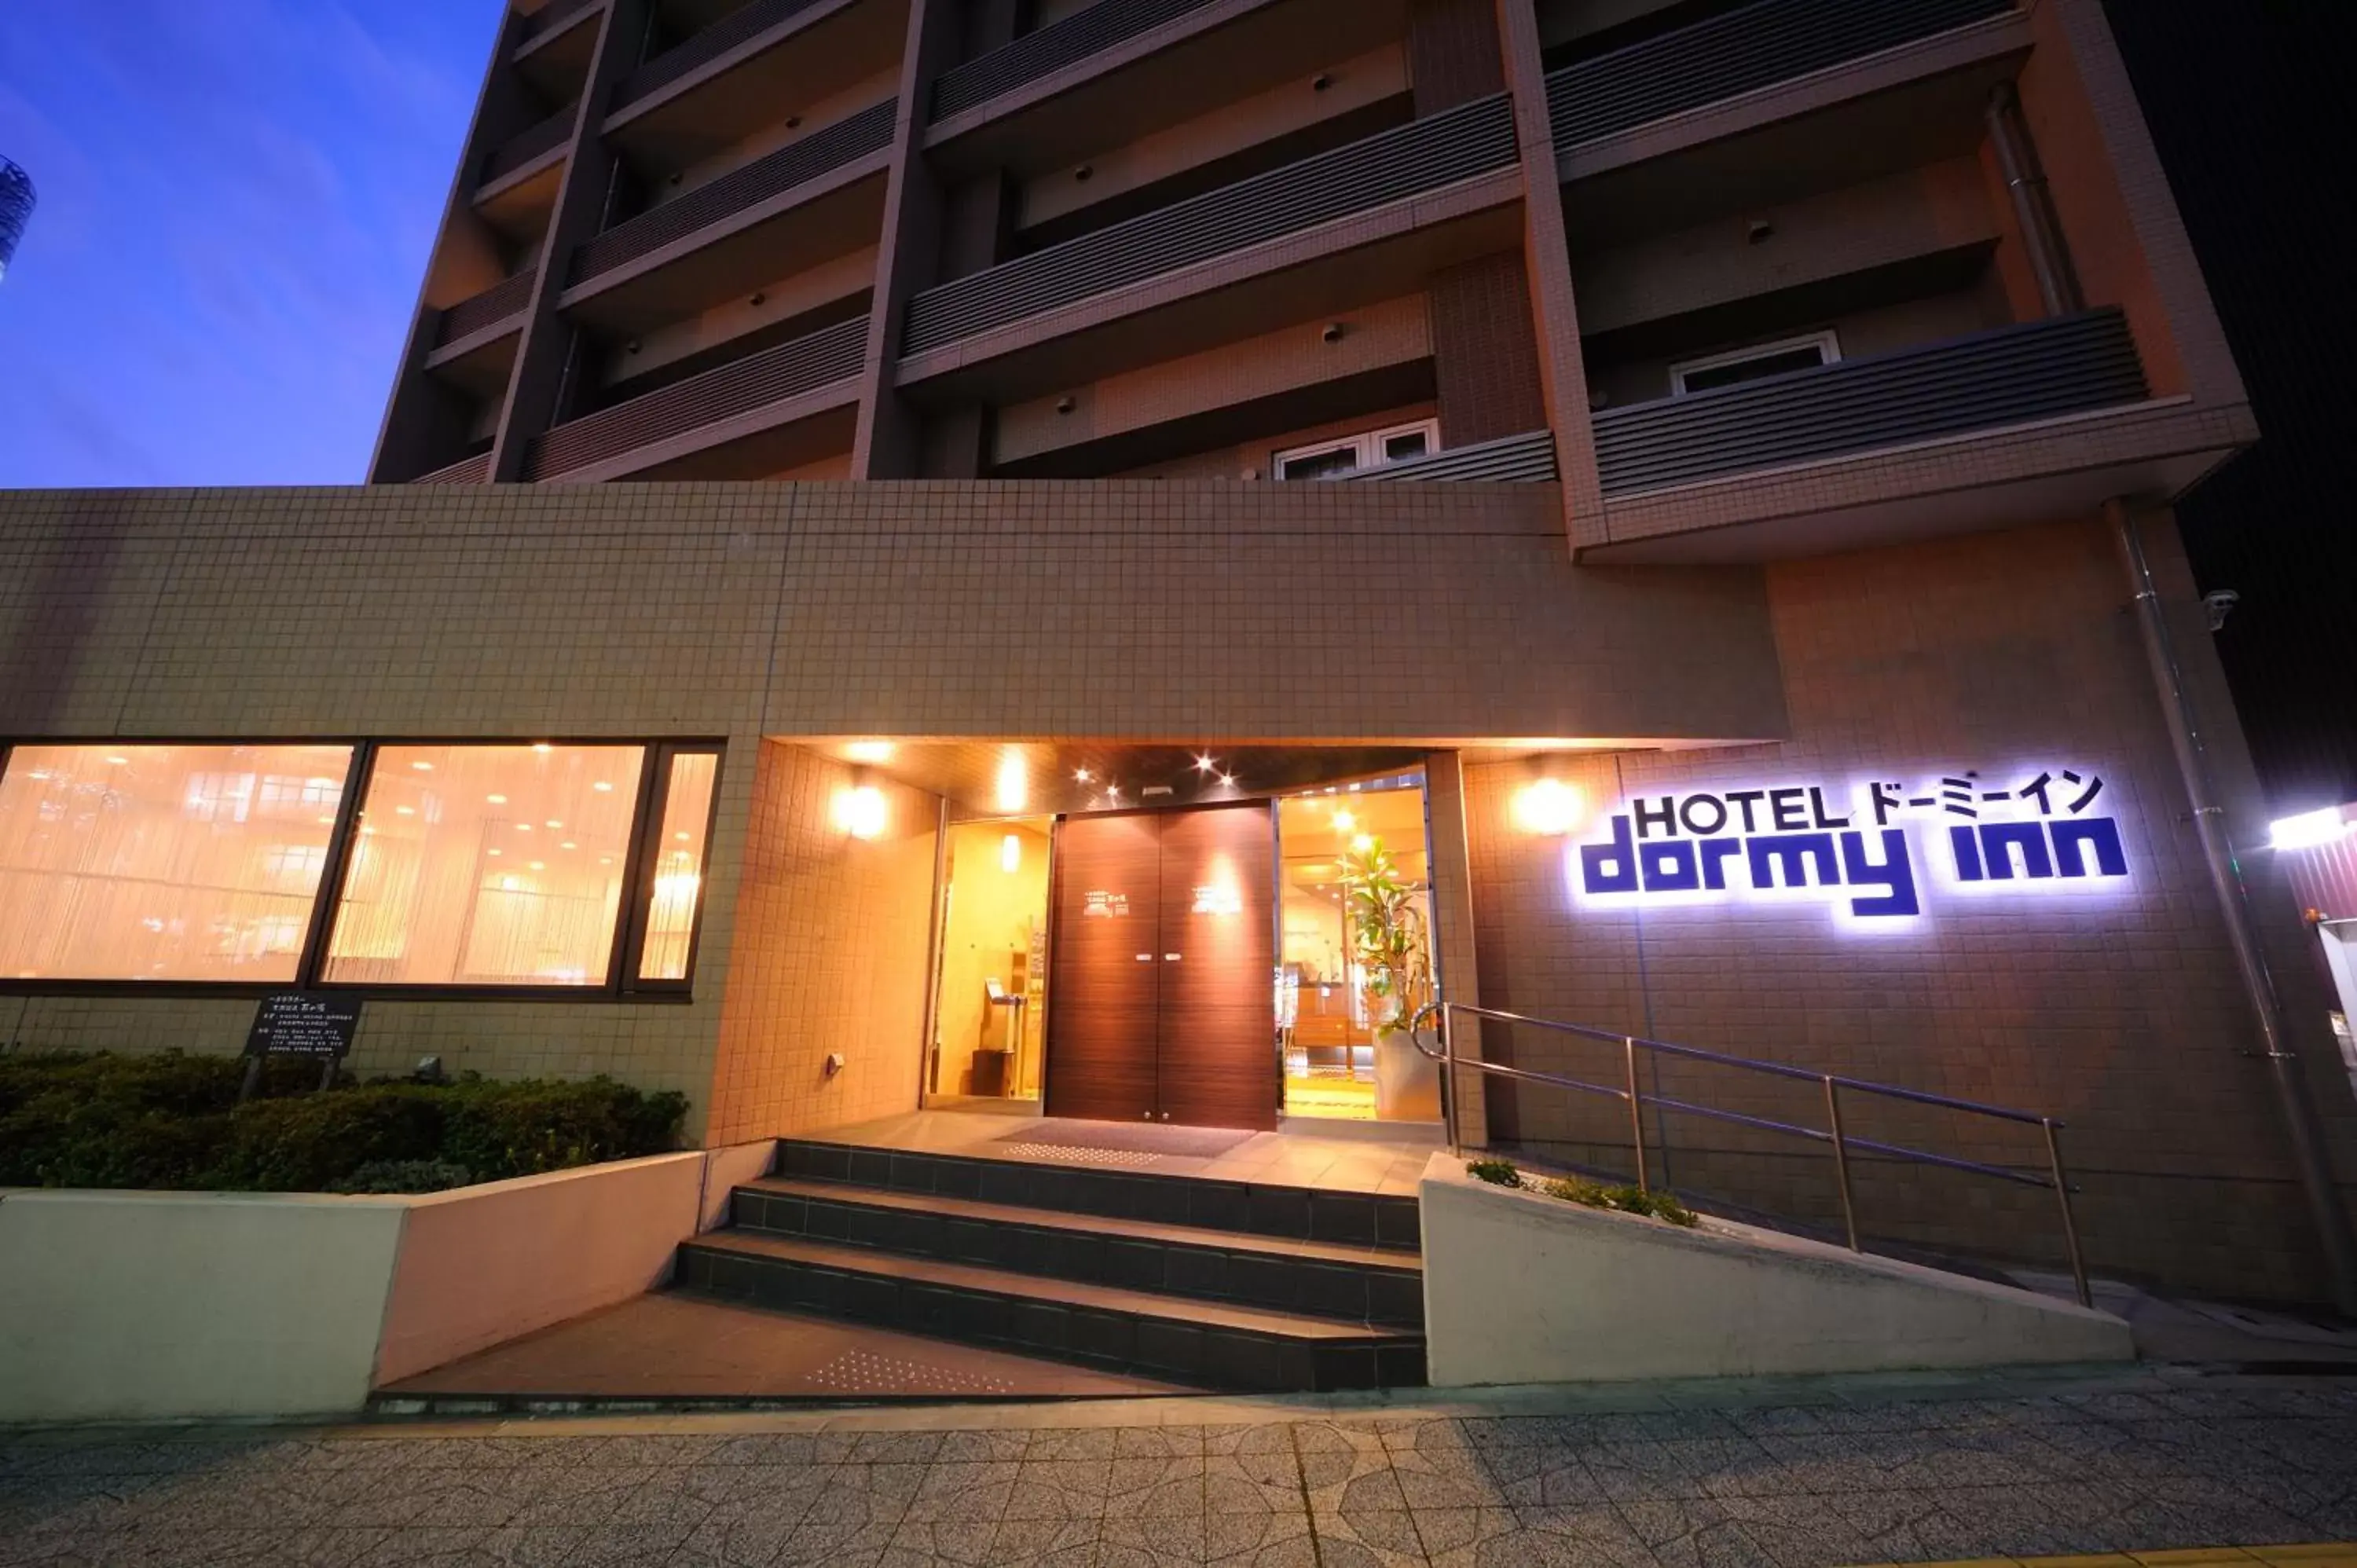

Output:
xmin=1420 ymin=1156 xmax=2133 ymax=1387
xmin=0 ymin=1143 xmax=772 ymax=1424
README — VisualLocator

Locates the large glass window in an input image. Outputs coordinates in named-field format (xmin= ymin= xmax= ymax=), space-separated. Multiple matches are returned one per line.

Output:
xmin=636 ymin=749 xmax=718 ymax=983
xmin=0 ymin=744 xmax=355 ymax=983
xmin=322 ymin=745 xmax=646 ymax=987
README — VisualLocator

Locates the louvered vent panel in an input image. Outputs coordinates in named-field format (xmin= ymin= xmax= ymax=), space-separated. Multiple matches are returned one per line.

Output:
xmin=481 ymin=104 xmax=577 ymax=185
xmin=434 ymin=270 xmax=537 ymax=347
xmin=1547 ymin=0 xmax=2012 ymax=152
xmin=903 ymin=95 xmax=1516 ymax=356
xmin=616 ymin=0 xmax=830 ymax=108
xmin=573 ymin=101 xmax=894 ymax=282
xmin=1340 ymin=430 xmax=1558 ymax=483
xmin=1593 ymin=310 xmax=2147 ymax=495
xmin=528 ymin=315 xmax=867 ymax=478
xmin=413 ymin=453 xmax=492 ymax=485
xmin=932 ymin=0 xmax=1225 ymax=121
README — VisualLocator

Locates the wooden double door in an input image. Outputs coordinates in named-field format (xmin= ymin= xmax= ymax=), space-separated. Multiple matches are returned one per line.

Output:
xmin=1044 ymin=802 xmax=1277 ymax=1129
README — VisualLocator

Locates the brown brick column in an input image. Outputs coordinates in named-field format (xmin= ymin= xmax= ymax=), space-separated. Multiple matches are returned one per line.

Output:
xmin=852 ymin=0 xmax=969 ymax=479
xmin=1491 ymin=0 xmax=1604 ymax=549
xmin=486 ymin=0 xmax=654 ymax=484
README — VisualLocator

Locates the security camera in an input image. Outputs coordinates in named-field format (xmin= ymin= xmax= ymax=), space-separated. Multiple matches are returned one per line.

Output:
xmin=2203 ymin=589 xmax=2240 ymax=632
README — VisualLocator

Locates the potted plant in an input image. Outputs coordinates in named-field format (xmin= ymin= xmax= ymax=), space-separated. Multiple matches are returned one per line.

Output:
xmin=1340 ymin=836 xmax=1442 ymax=1121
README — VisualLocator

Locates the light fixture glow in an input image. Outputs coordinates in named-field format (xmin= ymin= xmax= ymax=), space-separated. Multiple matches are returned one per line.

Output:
xmin=486 ymin=793 xmax=508 ymax=805
xmin=1074 ymin=768 xmax=1093 ymax=783
xmin=834 ymin=784 xmax=889 ymax=839
xmin=104 ymin=756 xmax=130 ymax=766
xmin=1331 ymin=808 xmax=1358 ymax=833
xmin=410 ymin=760 xmax=434 ymax=771
xmin=845 ymin=740 xmax=896 ymax=764
xmin=2271 ymin=808 xmax=2357 ymax=852
xmin=995 ymin=750 xmax=1028 ymax=812
xmin=1001 ymin=833 xmax=1022 ymax=874
xmin=592 ymin=781 xmax=614 ymax=793
xmin=1512 ymin=778 xmax=1586 ymax=837
xmin=1351 ymin=833 xmax=1375 ymax=854
xmin=1194 ymin=753 xmax=1218 ymax=774
xmin=1219 ymin=772 xmax=1237 ymax=787
xmin=532 ymin=743 xmax=554 ymax=754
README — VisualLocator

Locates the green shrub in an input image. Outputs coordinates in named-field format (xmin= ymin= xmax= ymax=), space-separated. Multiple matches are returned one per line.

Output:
xmin=1465 ymin=1158 xmax=1521 ymax=1188
xmin=330 ymin=1160 xmax=476 ymax=1194
xmin=0 ymin=1051 xmax=688 ymax=1192
xmin=1537 ymin=1175 xmax=1699 ymax=1227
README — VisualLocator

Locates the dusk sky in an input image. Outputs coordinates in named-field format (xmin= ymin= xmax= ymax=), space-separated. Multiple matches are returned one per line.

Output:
xmin=0 ymin=2 xmax=500 ymax=488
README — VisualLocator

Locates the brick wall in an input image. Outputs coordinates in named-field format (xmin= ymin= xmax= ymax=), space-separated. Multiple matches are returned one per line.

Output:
xmin=1461 ymin=510 xmax=2356 ymax=1302
xmin=1427 ymin=251 xmax=1549 ymax=446
xmin=706 ymin=742 xmax=940 ymax=1143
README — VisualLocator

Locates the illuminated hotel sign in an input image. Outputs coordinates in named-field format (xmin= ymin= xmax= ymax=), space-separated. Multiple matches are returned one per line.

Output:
xmin=1572 ymin=768 xmax=2130 ymax=925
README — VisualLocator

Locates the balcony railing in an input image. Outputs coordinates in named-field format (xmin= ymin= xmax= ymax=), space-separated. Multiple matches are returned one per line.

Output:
xmin=1339 ymin=430 xmax=1558 ymax=483
xmin=572 ymin=100 xmax=895 ymax=284
xmin=902 ymin=93 xmax=1516 ymax=357
xmin=932 ymin=0 xmax=1225 ymax=122
xmin=526 ymin=314 xmax=867 ymax=478
xmin=481 ymin=103 xmax=577 ymax=186
xmin=434 ymin=269 xmax=538 ymax=347
xmin=614 ymin=0 xmax=831 ymax=110
xmin=1546 ymin=0 xmax=2012 ymax=155
xmin=1593 ymin=309 xmax=2146 ymax=496
xmin=519 ymin=0 xmax=603 ymax=43
xmin=413 ymin=452 xmax=493 ymax=485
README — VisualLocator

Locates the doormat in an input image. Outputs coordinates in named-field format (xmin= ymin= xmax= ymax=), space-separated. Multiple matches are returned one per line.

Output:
xmin=994 ymin=1120 xmax=1256 ymax=1160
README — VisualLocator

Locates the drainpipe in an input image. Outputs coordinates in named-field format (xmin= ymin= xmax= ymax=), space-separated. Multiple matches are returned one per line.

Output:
xmin=1986 ymin=82 xmax=2084 ymax=317
xmin=2110 ymin=498 xmax=2357 ymax=1314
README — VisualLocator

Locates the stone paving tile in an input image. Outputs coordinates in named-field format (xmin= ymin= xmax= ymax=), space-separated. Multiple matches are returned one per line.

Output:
xmin=9 ymin=1376 xmax=2357 ymax=1564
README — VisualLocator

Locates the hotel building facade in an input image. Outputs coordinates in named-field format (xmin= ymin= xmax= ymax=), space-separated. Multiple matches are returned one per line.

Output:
xmin=5 ymin=0 xmax=2354 ymax=1311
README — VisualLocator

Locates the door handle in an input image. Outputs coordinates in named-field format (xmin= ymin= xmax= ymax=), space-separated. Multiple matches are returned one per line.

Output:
xmin=1164 ymin=953 xmax=1182 ymax=962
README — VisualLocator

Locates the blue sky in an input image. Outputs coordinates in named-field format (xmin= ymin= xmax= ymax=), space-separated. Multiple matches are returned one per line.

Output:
xmin=0 ymin=2 xmax=501 ymax=487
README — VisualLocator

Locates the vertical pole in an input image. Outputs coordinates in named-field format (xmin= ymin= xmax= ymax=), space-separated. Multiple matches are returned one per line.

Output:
xmin=1441 ymin=1006 xmax=1461 ymax=1157
xmin=2043 ymin=1119 xmax=2093 ymax=1309
xmin=1823 ymin=1077 xmax=1860 ymax=1252
xmin=1623 ymin=1035 xmax=1648 ymax=1192
xmin=236 ymin=1054 xmax=263 ymax=1107
xmin=2111 ymin=499 xmax=2357 ymax=1314
xmin=1985 ymin=82 xmax=2085 ymax=317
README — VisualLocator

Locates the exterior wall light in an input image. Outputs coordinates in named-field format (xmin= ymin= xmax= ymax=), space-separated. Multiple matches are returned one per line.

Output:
xmin=2271 ymin=807 xmax=2356 ymax=852
xmin=834 ymin=784 xmax=888 ymax=839
xmin=1512 ymin=778 xmax=1585 ymax=836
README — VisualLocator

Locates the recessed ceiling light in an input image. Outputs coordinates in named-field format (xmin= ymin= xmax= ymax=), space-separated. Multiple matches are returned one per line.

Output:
xmin=1074 ymin=768 xmax=1093 ymax=782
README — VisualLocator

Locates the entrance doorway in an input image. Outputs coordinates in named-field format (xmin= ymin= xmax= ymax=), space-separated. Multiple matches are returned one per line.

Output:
xmin=927 ymin=818 xmax=1054 ymax=1108
xmin=1044 ymin=801 xmax=1278 ymax=1129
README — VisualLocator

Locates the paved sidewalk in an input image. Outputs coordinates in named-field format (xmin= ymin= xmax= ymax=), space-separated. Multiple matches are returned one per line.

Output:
xmin=4 ymin=1368 xmax=2355 ymax=1566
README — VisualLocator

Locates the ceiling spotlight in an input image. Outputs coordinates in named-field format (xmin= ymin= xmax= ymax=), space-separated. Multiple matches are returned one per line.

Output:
xmin=1332 ymin=808 xmax=1358 ymax=833
xmin=1194 ymin=753 xmax=1218 ymax=774
xmin=1074 ymin=768 xmax=1093 ymax=782
xmin=1219 ymin=772 xmax=1237 ymax=787
xmin=845 ymin=740 xmax=895 ymax=763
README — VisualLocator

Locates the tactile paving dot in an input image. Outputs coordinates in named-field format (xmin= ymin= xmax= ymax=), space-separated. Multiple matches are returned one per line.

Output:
xmin=798 ymin=1350 xmax=1021 ymax=1395
xmin=995 ymin=1142 xmax=1160 ymax=1167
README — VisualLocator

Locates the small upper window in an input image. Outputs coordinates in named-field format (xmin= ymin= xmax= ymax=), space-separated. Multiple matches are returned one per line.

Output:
xmin=1670 ymin=332 xmax=1841 ymax=397
xmin=1274 ymin=419 xmax=1440 ymax=480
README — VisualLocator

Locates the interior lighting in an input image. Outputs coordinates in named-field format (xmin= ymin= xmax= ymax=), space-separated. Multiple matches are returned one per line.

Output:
xmin=545 ymin=819 xmax=563 ymax=829
xmin=1351 ymin=833 xmax=1375 ymax=854
xmin=2271 ymin=808 xmax=2357 ymax=852
xmin=529 ymin=861 xmax=547 ymax=872
xmin=1002 ymin=833 xmax=1022 ymax=874
xmin=104 ymin=756 xmax=130 ymax=766
xmin=1073 ymin=768 xmax=1093 ymax=783
xmin=1194 ymin=753 xmax=1218 ymax=774
xmin=834 ymin=784 xmax=888 ymax=840
xmin=1331 ymin=808 xmax=1358 ymax=833
xmin=410 ymin=760 xmax=434 ymax=771
xmin=995 ymin=749 xmax=1028 ymax=812
xmin=592 ymin=781 xmax=614 ymax=793
xmin=395 ymin=805 xmax=415 ymax=817
xmin=845 ymin=740 xmax=896 ymax=763
xmin=560 ymin=841 xmax=577 ymax=851
xmin=532 ymin=743 xmax=553 ymax=753
xmin=1512 ymin=778 xmax=1586 ymax=837
xmin=487 ymin=793 xmax=508 ymax=805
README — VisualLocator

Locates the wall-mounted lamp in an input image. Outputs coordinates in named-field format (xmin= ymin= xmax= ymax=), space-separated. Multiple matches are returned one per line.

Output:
xmin=834 ymin=784 xmax=888 ymax=840
xmin=1001 ymin=833 xmax=1022 ymax=874
xmin=995 ymin=749 xmax=1028 ymax=812
xmin=1512 ymin=778 xmax=1585 ymax=836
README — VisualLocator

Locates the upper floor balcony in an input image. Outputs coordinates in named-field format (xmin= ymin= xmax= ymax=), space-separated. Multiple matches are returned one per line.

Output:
xmin=474 ymin=101 xmax=577 ymax=242
xmin=513 ymin=0 xmax=605 ymax=100
xmin=1545 ymin=0 xmax=2026 ymax=246
xmin=896 ymin=91 xmax=1519 ymax=403
xmin=526 ymin=313 xmax=867 ymax=481
xmin=562 ymin=98 xmax=894 ymax=335
xmin=925 ymin=0 xmax=1402 ymax=178
xmin=604 ymin=0 xmax=904 ymax=170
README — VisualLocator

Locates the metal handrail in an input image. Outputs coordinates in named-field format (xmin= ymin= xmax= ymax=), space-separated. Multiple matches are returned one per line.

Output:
xmin=1407 ymin=1000 xmax=2091 ymax=1306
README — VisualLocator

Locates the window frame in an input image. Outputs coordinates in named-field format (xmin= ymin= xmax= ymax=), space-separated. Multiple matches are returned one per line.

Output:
xmin=0 ymin=736 xmax=724 ymax=1002
xmin=1271 ymin=418 xmax=1442 ymax=480
xmin=1669 ymin=331 xmax=1842 ymax=397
